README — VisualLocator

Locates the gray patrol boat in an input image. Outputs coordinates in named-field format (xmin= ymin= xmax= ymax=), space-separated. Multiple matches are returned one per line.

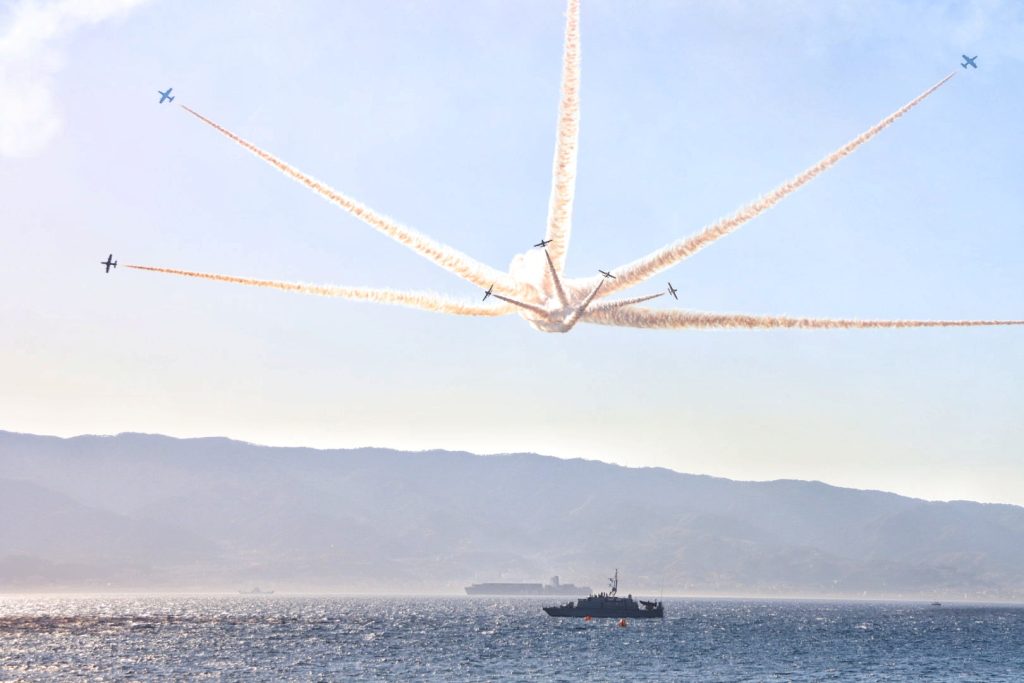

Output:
xmin=543 ymin=569 xmax=663 ymax=619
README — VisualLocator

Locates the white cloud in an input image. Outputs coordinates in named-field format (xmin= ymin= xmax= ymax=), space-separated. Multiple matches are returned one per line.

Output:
xmin=0 ymin=0 xmax=151 ymax=157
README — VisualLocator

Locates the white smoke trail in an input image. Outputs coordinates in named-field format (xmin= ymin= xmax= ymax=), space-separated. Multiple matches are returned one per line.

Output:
xmin=587 ymin=292 xmax=665 ymax=314
xmin=542 ymin=0 xmax=581 ymax=275
xmin=583 ymin=306 xmax=1024 ymax=330
xmin=593 ymin=72 xmax=957 ymax=298
xmin=492 ymin=292 xmax=551 ymax=317
xmin=126 ymin=265 xmax=513 ymax=317
xmin=179 ymin=106 xmax=524 ymax=296
xmin=543 ymin=248 xmax=569 ymax=307
xmin=562 ymin=279 xmax=604 ymax=331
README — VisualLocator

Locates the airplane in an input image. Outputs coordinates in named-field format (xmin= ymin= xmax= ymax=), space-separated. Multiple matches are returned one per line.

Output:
xmin=534 ymin=238 xmax=553 ymax=248
xmin=158 ymin=87 xmax=175 ymax=103
xmin=598 ymin=269 xmax=616 ymax=279
xmin=667 ymin=282 xmax=678 ymax=300
xmin=961 ymin=55 xmax=978 ymax=69
xmin=482 ymin=283 xmax=494 ymax=301
xmin=101 ymin=254 xmax=117 ymax=273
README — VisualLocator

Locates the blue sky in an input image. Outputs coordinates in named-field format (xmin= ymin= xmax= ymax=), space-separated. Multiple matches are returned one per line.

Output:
xmin=1 ymin=0 xmax=1022 ymax=503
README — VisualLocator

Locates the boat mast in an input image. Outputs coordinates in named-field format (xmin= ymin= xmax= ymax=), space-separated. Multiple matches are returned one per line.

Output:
xmin=609 ymin=569 xmax=618 ymax=596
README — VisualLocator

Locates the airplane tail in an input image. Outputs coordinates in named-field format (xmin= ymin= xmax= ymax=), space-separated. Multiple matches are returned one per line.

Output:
xmin=169 ymin=96 xmax=175 ymax=102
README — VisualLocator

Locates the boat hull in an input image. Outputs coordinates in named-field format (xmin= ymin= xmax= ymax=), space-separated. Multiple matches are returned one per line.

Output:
xmin=543 ymin=605 xmax=663 ymax=618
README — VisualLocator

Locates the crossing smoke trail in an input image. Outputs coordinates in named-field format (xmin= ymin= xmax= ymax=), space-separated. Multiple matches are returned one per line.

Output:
xmin=594 ymin=72 xmax=958 ymax=298
xmin=562 ymin=279 xmax=604 ymax=331
xmin=136 ymin=4 xmax=1017 ymax=335
xmin=583 ymin=307 xmax=1024 ymax=330
xmin=542 ymin=0 xmax=581 ymax=274
xmin=125 ymin=265 xmax=513 ymax=317
xmin=178 ymin=106 xmax=524 ymax=297
xmin=491 ymin=292 xmax=551 ymax=317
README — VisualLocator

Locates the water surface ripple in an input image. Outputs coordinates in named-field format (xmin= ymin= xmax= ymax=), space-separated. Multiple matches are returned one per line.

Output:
xmin=1 ymin=597 xmax=1022 ymax=681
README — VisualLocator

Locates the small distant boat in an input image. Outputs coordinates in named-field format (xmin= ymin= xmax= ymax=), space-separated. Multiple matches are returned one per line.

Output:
xmin=930 ymin=602 xmax=942 ymax=607
xmin=238 ymin=587 xmax=274 ymax=595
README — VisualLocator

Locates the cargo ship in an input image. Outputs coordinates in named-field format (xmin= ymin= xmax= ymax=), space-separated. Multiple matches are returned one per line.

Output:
xmin=464 ymin=575 xmax=591 ymax=596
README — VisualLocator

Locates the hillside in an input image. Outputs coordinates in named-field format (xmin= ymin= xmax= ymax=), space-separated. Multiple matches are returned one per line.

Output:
xmin=2 ymin=430 xmax=1023 ymax=599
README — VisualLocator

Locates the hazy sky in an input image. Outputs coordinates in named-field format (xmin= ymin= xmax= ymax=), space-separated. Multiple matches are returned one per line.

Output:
xmin=2 ymin=0 xmax=1022 ymax=504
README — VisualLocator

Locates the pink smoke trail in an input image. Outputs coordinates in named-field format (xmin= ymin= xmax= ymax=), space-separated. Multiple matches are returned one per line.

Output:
xmin=178 ymin=106 xmax=523 ymax=296
xmin=593 ymin=72 xmax=957 ymax=298
xmin=125 ymin=265 xmax=513 ymax=317
xmin=542 ymin=0 xmax=581 ymax=274
xmin=583 ymin=306 xmax=1024 ymax=330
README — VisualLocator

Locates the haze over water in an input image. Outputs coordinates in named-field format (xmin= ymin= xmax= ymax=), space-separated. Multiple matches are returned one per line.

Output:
xmin=2 ymin=596 xmax=1023 ymax=681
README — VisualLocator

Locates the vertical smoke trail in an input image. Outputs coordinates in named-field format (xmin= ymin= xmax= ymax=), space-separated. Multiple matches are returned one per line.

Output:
xmin=125 ymin=265 xmax=513 ymax=317
xmin=178 ymin=106 xmax=524 ymax=296
xmin=562 ymin=279 xmax=604 ymax=331
xmin=582 ymin=306 xmax=1024 ymax=330
xmin=595 ymin=72 xmax=957 ymax=297
xmin=544 ymin=248 xmax=570 ymax=307
xmin=543 ymin=0 xmax=581 ymax=275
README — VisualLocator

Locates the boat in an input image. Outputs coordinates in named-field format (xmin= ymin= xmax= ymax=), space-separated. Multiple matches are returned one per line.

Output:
xmin=465 ymin=575 xmax=591 ymax=596
xmin=543 ymin=569 xmax=663 ymax=619
xmin=238 ymin=587 xmax=274 ymax=595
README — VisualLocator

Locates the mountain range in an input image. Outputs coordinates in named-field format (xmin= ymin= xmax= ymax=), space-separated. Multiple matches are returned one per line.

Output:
xmin=2 ymin=430 xmax=1023 ymax=600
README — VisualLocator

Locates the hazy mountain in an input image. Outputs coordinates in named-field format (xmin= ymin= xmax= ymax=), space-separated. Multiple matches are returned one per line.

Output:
xmin=2 ymin=430 xmax=1023 ymax=600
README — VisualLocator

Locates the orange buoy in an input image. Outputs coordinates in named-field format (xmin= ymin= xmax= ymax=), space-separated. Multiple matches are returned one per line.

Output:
xmin=583 ymin=615 xmax=592 ymax=622
xmin=617 ymin=618 xmax=628 ymax=627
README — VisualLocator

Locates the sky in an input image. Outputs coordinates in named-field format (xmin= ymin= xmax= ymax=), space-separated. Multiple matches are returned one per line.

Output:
xmin=1 ymin=0 xmax=1022 ymax=505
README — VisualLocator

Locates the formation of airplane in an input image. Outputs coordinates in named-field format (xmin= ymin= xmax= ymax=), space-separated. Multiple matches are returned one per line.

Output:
xmin=121 ymin=54 xmax=999 ymax=329
xmin=101 ymin=254 xmax=117 ymax=273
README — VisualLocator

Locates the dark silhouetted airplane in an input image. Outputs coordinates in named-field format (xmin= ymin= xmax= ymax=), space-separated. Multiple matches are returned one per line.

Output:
xmin=101 ymin=254 xmax=117 ymax=273
xmin=961 ymin=55 xmax=978 ymax=69
xmin=598 ymin=269 xmax=615 ymax=279
xmin=158 ymin=87 xmax=175 ymax=103
xmin=534 ymin=238 xmax=553 ymax=248
xmin=482 ymin=283 xmax=494 ymax=301
xmin=667 ymin=282 xmax=678 ymax=299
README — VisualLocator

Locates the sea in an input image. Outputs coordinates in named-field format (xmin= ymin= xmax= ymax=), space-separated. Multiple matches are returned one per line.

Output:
xmin=1 ymin=596 xmax=1022 ymax=681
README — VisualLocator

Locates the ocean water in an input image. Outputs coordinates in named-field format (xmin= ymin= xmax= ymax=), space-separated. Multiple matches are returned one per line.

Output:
xmin=1 ymin=597 xmax=1022 ymax=681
